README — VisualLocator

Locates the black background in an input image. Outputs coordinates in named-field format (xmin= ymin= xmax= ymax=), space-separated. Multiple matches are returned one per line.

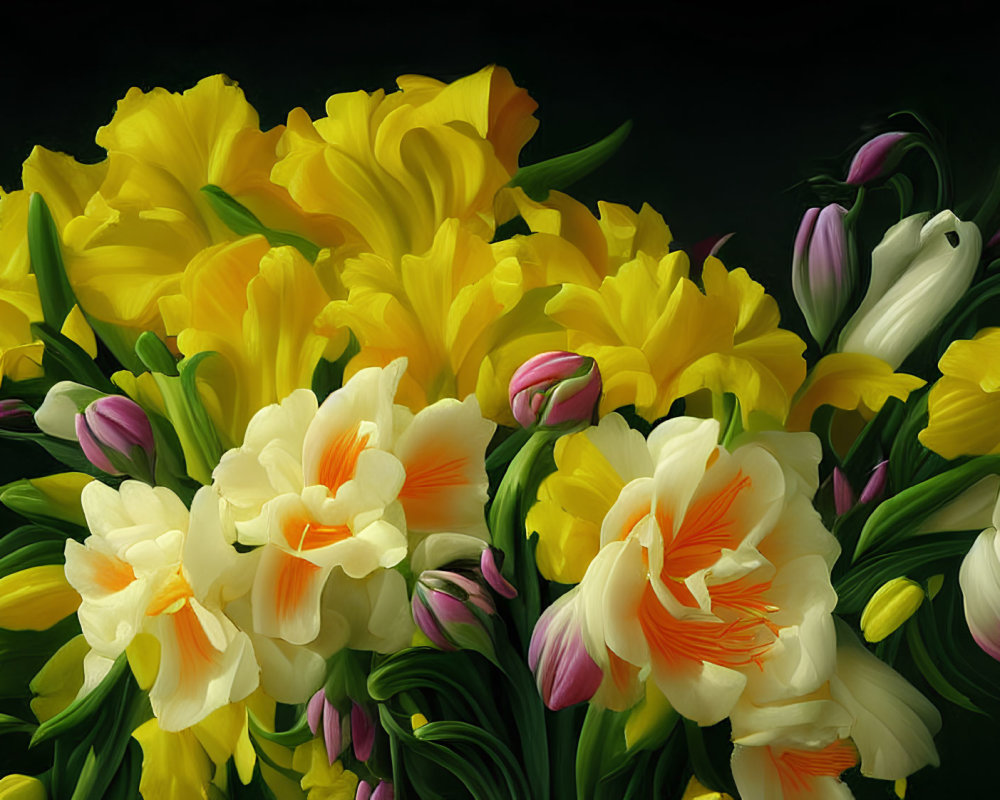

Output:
xmin=2 ymin=0 xmax=998 ymax=794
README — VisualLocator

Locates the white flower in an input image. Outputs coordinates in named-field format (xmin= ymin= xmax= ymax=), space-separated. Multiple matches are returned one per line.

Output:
xmin=839 ymin=210 xmax=981 ymax=369
xmin=959 ymin=493 xmax=1000 ymax=662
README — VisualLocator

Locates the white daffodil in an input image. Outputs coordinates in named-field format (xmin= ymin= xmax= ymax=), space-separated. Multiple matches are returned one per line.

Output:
xmin=64 ymin=481 xmax=258 ymax=731
xmin=839 ymin=210 xmax=981 ymax=369
xmin=529 ymin=414 xmax=841 ymax=725
xmin=959 ymin=491 xmax=1000 ymax=662
xmin=210 ymin=358 xmax=495 ymax=702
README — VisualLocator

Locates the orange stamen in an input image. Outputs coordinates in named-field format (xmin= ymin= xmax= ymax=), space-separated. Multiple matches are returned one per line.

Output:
xmin=709 ymin=577 xmax=780 ymax=634
xmin=146 ymin=570 xmax=194 ymax=616
xmin=317 ymin=422 xmax=369 ymax=495
xmin=638 ymin=584 xmax=771 ymax=669
xmin=773 ymin=740 xmax=858 ymax=794
xmin=282 ymin=515 xmax=351 ymax=551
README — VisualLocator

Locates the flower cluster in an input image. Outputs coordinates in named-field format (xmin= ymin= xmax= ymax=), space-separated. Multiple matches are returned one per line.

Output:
xmin=0 ymin=66 xmax=997 ymax=800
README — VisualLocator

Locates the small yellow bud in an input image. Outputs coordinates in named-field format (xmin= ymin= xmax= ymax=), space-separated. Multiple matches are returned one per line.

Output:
xmin=894 ymin=777 xmax=907 ymax=798
xmin=0 ymin=565 xmax=80 ymax=630
xmin=681 ymin=775 xmax=733 ymax=800
xmin=410 ymin=713 xmax=429 ymax=730
xmin=861 ymin=578 xmax=925 ymax=643
xmin=0 ymin=773 xmax=46 ymax=799
xmin=0 ymin=473 xmax=94 ymax=527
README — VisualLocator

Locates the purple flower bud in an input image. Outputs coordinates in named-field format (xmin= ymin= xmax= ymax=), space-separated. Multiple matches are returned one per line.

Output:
xmin=858 ymin=460 xmax=889 ymax=505
xmin=688 ymin=232 xmax=735 ymax=266
xmin=412 ymin=570 xmax=497 ymax=660
xmin=509 ymin=351 xmax=602 ymax=429
xmin=307 ymin=689 xmax=325 ymax=736
xmin=356 ymin=782 xmax=374 ymax=800
xmin=833 ymin=467 xmax=856 ymax=517
xmin=75 ymin=395 xmax=156 ymax=482
xmin=351 ymin=702 xmax=375 ymax=761
xmin=846 ymin=132 xmax=909 ymax=185
xmin=0 ymin=399 xmax=35 ymax=431
xmin=791 ymin=204 xmax=852 ymax=346
xmin=988 ymin=229 xmax=1000 ymax=250
xmin=323 ymin=698 xmax=342 ymax=765
xmin=371 ymin=781 xmax=394 ymax=800
xmin=529 ymin=592 xmax=603 ymax=711
xmin=480 ymin=547 xmax=517 ymax=599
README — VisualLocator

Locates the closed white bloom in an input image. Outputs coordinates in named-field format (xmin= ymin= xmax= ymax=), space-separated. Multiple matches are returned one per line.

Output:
xmin=839 ymin=210 xmax=981 ymax=369
xmin=959 ymin=493 xmax=1000 ymax=661
xmin=64 ymin=482 xmax=259 ymax=731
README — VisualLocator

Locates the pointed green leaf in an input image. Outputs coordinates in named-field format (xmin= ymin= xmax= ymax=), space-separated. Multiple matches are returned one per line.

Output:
xmin=201 ymin=185 xmax=320 ymax=262
xmin=28 ymin=193 xmax=75 ymax=330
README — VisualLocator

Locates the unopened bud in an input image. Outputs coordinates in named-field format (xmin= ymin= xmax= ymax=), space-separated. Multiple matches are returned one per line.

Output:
xmin=0 ymin=399 xmax=35 ymax=431
xmin=792 ymin=204 xmax=852 ymax=346
xmin=76 ymin=395 xmax=156 ymax=482
xmin=528 ymin=591 xmax=603 ymax=710
xmin=411 ymin=570 xmax=496 ymax=661
xmin=846 ymin=132 xmax=909 ymax=186
xmin=509 ymin=351 xmax=602 ymax=429
xmin=480 ymin=547 xmax=517 ymax=599
xmin=861 ymin=577 xmax=924 ymax=642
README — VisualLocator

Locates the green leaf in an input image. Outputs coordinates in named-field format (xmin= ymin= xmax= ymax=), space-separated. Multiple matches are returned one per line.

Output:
xmin=201 ymin=184 xmax=321 ymax=262
xmin=246 ymin=707 xmax=313 ymax=748
xmin=31 ymin=651 xmax=128 ymax=746
xmin=0 ymin=614 xmax=80 ymax=699
xmin=683 ymin=718 xmax=736 ymax=796
xmin=0 ymin=712 xmax=37 ymax=736
xmin=0 ymin=525 xmax=67 ymax=560
xmin=509 ymin=121 xmax=633 ymax=202
xmin=0 ymin=539 xmax=66 ymax=578
xmin=312 ymin=330 xmax=359 ymax=402
xmin=853 ymin=455 xmax=1000 ymax=561
xmin=134 ymin=331 xmax=179 ymax=377
xmin=32 ymin=323 xmax=115 ymax=393
xmin=28 ymin=193 xmax=75 ymax=330
xmin=906 ymin=616 xmax=982 ymax=714
xmin=0 ymin=428 xmax=108 ymax=480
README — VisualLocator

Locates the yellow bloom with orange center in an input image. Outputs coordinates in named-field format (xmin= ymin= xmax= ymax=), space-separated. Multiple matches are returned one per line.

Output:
xmin=919 ymin=327 xmax=1000 ymax=459
xmin=528 ymin=414 xmax=841 ymax=725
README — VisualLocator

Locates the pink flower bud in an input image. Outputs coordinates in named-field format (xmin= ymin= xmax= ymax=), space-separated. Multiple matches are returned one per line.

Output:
xmin=371 ymin=782 xmax=394 ymax=800
xmin=845 ymin=132 xmax=909 ymax=185
xmin=412 ymin=570 xmax=496 ymax=660
xmin=356 ymin=782 xmax=374 ymax=800
xmin=792 ymin=204 xmax=852 ymax=346
xmin=75 ymin=395 xmax=155 ymax=482
xmin=351 ymin=702 xmax=375 ymax=761
xmin=833 ymin=467 xmax=856 ymax=517
xmin=480 ymin=547 xmax=517 ymax=599
xmin=0 ymin=399 xmax=35 ymax=431
xmin=509 ymin=351 xmax=602 ymax=429
xmin=306 ymin=688 xmax=345 ymax=765
xmin=858 ymin=461 xmax=889 ymax=505
xmin=529 ymin=592 xmax=603 ymax=710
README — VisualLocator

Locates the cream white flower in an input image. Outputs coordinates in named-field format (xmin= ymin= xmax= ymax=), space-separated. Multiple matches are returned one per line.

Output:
xmin=959 ymin=492 xmax=1000 ymax=661
xmin=839 ymin=210 xmax=981 ymax=369
xmin=64 ymin=481 xmax=258 ymax=731
xmin=531 ymin=414 xmax=840 ymax=725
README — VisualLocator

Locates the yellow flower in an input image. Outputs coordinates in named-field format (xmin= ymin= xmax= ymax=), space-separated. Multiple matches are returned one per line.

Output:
xmin=547 ymin=253 xmax=807 ymax=423
xmin=292 ymin=739 xmax=359 ymax=800
xmin=328 ymin=218 xmax=565 ymax=420
xmin=272 ymin=65 xmax=538 ymax=267
xmin=0 ymin=190 xmax=43 ymax=384
xmin=158 ymin=237 xmax=332 ymax=448
xmin=787 ymin=352 xmax=925 ymax=433
xmin=860 ymin=578 xmax=925 ymax=643
xmin=28 ymin=75 xmax=338 ymax=339
xmin=919 ymin=328 xmax=1000 ymax=459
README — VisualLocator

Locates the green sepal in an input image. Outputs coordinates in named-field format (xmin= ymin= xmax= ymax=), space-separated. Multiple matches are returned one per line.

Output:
xmin=853 ymin=454 xmax=1000 ymax=561
xmin=246 ymin=707 xmax=313 ymax=748
xmin=201 ymin=185 xmax=321 ymax=262
xmin=134 ymin=331 xmax=179 ymax=377
xmin=0 ymin=481 xmax=90 ymax=536
xmin=0 ymin=711 xmax=37 ymax=736
xmin=509 ymin=121 xmax=633 ymax=202
xmin=30 ymin=651 xmax=128 ymax=746
xmin=28 ymin=193 xmax=75 ymax=330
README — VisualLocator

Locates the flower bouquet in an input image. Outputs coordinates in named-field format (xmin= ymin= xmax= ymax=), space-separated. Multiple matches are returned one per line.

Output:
xmin=0 ymin=66 xmax=997 ymax=799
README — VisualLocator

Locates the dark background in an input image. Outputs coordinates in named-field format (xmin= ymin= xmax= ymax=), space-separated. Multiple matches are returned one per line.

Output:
xmin=2 ymin=1 xmax=998 ymax=795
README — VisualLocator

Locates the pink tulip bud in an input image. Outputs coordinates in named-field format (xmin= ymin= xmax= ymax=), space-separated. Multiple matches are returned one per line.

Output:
xmin=833 ymin=467 xmax=856 ymax=517
xmin=792 ymin=204 xmax=852 ymax=346
xmin=529 ymin=592 xmax=603 ymax=710
xmin=858 ymin=461 xmax=889 ymax=505
xmin=0 ymin=399 xmax=35 ymax=431
xmin=75 ymin=395 xmax=155 ymax=482
xmin=356 ymin=782 xmax=374 ymax=800
xmin=480 ymin=547 xmax=517 ymax=599
xmin=351 ymin=702 xmax=375 ymax=761
xmin=412 ymin=570 xmax=496 ymax=660
xmin=509 ymin=351 xmax=602 ymax=429
xmin=371 ymin=782 xmax=394 ymax=800
xmin=845 ymin=132 xmax=909 ymax=185
xmin=306 ymin=688 xmax=345 ymax=765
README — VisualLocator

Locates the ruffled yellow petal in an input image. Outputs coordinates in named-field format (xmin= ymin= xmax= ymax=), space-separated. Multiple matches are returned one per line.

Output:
xmin=787 ymin=352 xmax=926 ymax=432
xmin=292 ymin=740 xmax=358 ymax=800
xmin=59 ymin=304 xmax=97 ymax=358
xmin=0 ymin=565 xmax=81 ymax=631
xmin=29 ymin=634 xmax=89 ymax=722
xmin=167 ymin=237 xmax=331 ymax=447
xmin=192 ymin=702 xmax=256 ymax=785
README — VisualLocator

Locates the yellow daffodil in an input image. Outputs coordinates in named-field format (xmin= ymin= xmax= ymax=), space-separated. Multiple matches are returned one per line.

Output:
xmin=547 ymin=252 xmax=807 ymax=423
xmin=919 ymin=328 xmax=1000 ymax=459
xmin=159 ymin=237 xmax=332 ymax=448
xmin=27 ymin=75 xmax=340 ymax=340
xmin=272 ymin=65 xmax=537 ymax=269
xmin=292 ymin=739 xmax=358 ymax=800
xmin=786 ymin=352 xmax=925 ymax=433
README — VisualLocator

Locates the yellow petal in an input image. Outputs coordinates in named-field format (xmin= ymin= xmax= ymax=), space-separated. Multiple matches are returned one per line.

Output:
xmin=0 ymin=774 xmax=46 ymax=800
xmin=0 ymin=565 xmax=80 ymax=631
xmin=126 ymin=632 xmax=161 ymax=690
xmin=133 ymin=717 xmax=213 ymax=800
xmin=788 ymin=352 xmax=925 ymax=432
xmin=681 ymin=775 xmax=733 ymax=800
xmin=192 ymin=702 xmax=256 ymax=784
xmin=59 ymin=304 xmax=97 ymax=359
xmin=29 ymin=633 xmax=89 ymax=722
